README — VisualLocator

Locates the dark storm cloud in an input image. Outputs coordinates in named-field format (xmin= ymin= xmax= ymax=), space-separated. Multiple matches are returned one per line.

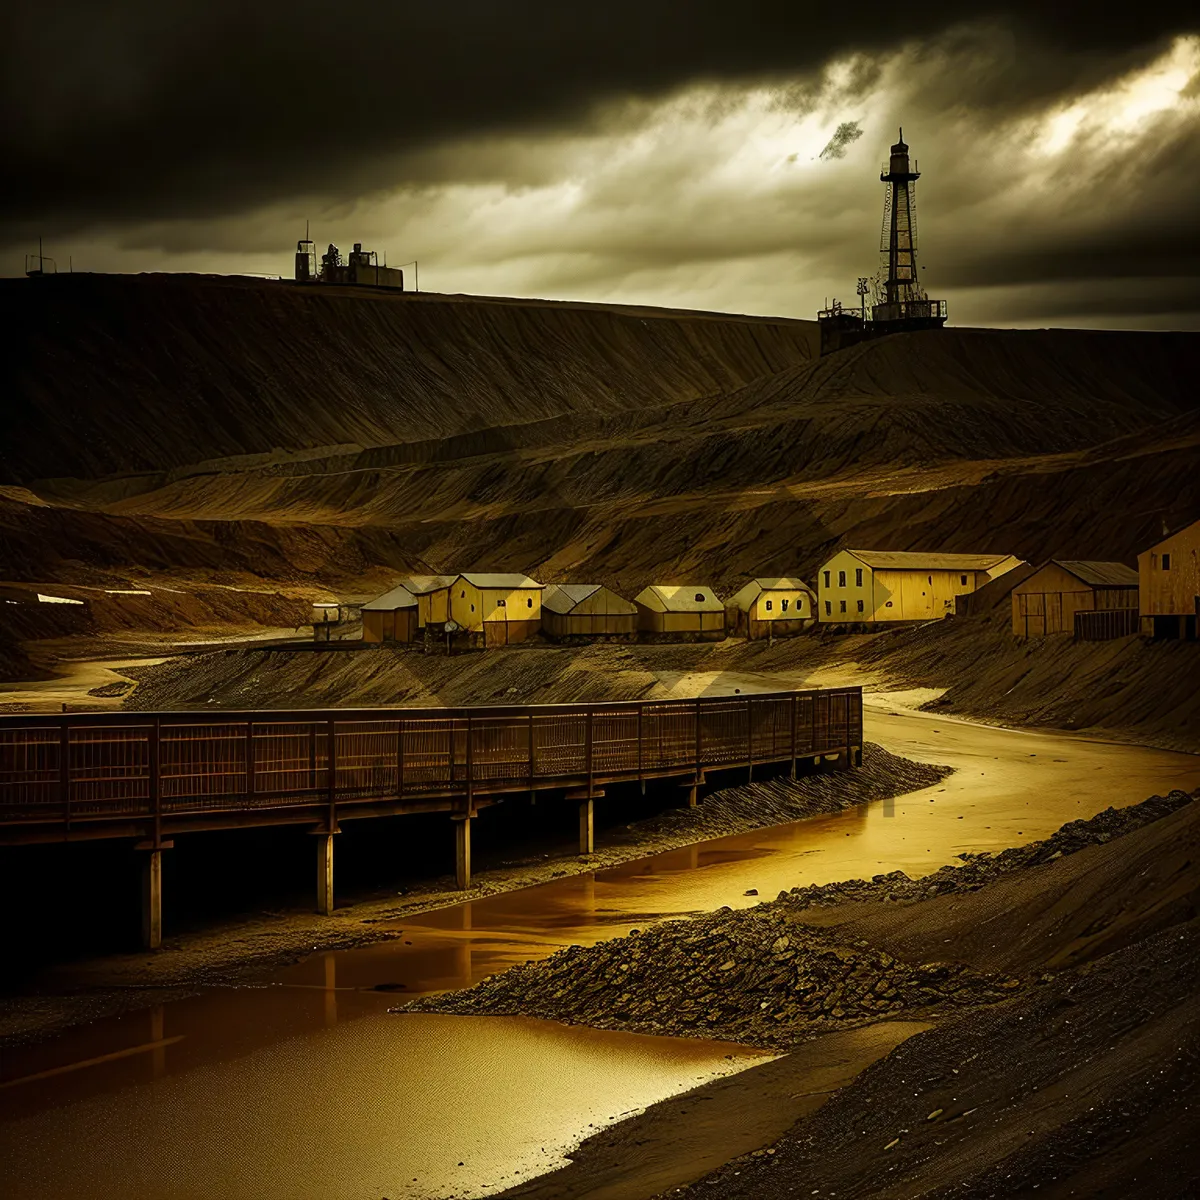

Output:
xmin=819 ymin=122 xmax=864 ymax=160
xmin=2 ymin=0 xmax=1197 ymax=235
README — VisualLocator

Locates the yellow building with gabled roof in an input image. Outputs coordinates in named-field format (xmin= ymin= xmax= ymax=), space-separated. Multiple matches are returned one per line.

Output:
xmin=448 ymin=572 xmax=544 ymax=646
xmin=817 ymin=549 xmax=1023 ymax=623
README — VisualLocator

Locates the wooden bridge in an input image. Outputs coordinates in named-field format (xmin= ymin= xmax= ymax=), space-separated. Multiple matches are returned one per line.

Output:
xmin=0 ymin=687 xmax=862 ymax=947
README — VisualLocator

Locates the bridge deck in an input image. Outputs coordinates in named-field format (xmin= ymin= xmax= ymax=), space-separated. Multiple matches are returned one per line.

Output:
xmin=0 ymin=688 xmax=862 ymax=845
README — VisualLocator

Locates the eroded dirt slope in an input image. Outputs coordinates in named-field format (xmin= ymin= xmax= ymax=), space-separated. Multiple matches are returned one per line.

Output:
xmin=4 ymin=276 xmax=1198 ymax=598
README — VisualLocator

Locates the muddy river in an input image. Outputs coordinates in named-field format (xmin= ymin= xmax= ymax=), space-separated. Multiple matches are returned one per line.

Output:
xmin=2 ymin=688 xmax=1197 ymax=1199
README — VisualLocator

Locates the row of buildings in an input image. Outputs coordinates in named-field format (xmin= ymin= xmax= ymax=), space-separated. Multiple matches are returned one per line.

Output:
xmin=349 ymin=575 xmax=775 ymax=647
xmin=328 ymin=519 xmax=1198 ymax=650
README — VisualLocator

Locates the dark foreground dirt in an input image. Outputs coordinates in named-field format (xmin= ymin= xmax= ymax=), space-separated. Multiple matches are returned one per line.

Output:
xmin=0 ymin=743 xmax=942 ymax=1046
xmin=411 ymin=788 xmax=1200 ymax=1199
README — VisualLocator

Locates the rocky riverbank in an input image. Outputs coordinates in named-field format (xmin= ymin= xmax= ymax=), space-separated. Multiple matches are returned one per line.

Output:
xmin=405 ymin=788 xmax=1198 ymax=1052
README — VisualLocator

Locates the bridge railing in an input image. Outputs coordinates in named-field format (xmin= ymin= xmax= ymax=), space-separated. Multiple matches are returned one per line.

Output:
xmin=0 ymin=688 xmax=862 ymax=835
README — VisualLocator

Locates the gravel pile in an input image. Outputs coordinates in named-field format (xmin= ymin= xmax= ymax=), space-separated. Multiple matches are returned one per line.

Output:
xmin=403 ymin=904 xmax=1020 ymax=1049
xmin=405 ymin=790 xmax=1196 ymax=1049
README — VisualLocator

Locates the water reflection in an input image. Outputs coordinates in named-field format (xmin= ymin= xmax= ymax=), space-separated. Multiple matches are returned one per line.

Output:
xmin=2 ymin=698 xmax=1198 ymax=1199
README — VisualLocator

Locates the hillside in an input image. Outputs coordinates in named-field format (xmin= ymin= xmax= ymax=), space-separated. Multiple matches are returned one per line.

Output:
xmin=2 ymin=273 xmax=1199 ymax=607
xmin=2 ymin=274 xmax=818 ymax=482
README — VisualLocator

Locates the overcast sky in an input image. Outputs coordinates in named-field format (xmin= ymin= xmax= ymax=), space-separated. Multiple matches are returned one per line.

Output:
xmin=4 ymin=2 xmax=1198 ymax=328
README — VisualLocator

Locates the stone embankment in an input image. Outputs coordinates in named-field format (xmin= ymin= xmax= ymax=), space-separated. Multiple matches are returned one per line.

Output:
xmin=776 ymin=786 xmax=1197 ymax=913
xmin=405 ymin=789 xmax=1197 ymax=1049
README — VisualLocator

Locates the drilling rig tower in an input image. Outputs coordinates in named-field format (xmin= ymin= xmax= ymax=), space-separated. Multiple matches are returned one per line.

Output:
xmin=818 ymin=129 xmax=948 ymax=354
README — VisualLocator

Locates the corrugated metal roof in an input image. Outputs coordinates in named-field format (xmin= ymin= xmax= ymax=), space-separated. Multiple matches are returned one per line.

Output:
xmin=459 ymin=572 xmax=544 ymax=589
xmin=400 ymin=575 xmax=457 ymax=594
xmin=634 ymin=585 xmax=724 ymax=612
xmin=1053 ymin=560 xmax=1139 ymax=588
xmin=541 ymin=583 xmax=600 ymax=613
xmin=847 ymin=550 xmax=1015 ymax=571
xmin=726 ymin=578 xmax=815 ymax=611
xmin=362 ymin=584 xmax=417 ymax=611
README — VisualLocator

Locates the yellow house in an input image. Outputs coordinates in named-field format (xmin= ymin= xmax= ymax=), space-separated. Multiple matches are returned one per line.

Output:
xmin=402 ymin=575 xmax=457 ymax=629
xmin=725 ymin=577 xmax=817 ymax=640
xmin=633 ymin=585 xmax=725 ymax=641
xmin=448 ymin=573 xmax=544 ymax=647
xmin=817 ymin=550 xmax=1023 ymax=623
xmin=1139 ymin=518 xmax=1200 ymax=639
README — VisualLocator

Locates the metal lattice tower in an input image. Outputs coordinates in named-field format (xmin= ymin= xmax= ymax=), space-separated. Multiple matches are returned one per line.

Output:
xmin=815 ymin=126 xmax=946 ymax=354
xmin=880 ymin=128 xmax=922 ymax=307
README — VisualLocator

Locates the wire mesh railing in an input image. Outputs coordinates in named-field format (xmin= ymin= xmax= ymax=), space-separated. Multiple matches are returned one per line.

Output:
xmin=0 ymin=689 xmax=862 ymax=834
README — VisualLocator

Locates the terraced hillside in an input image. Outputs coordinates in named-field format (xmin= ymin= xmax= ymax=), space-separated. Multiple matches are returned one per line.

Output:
xmin=3 ymin=274 xmax=1199 ymax=600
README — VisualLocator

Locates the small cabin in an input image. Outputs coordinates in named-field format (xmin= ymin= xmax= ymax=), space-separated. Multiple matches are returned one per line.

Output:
xmin=1011 ymin=561 xmax=1138 ymax=638
xmin=1138 ymin=518 xmax=1200 ymax=640
xmin=725 ymin=577 xmax=817 ymax=640
xmin=541 ymin=584 xmax=637 ymax=643
xmin=633 ymin=585 xmax=725 ymax=642
xmin=817 ymin=549 xmax=1023 ymax=623
xmin=448 ymin=573 xmax=544 ymax=647
xmin=399 ymin=576 xmax=457 ymax=630
xmin=361 ymin=585 xmax=418 ymax=643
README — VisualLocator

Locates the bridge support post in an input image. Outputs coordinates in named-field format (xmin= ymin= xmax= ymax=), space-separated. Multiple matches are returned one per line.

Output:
xmin=579 ymin=798 xmax=594 ymax=855
xmin=454 ymin=815 xmax=472 ymax=890
xmin=141 ymin=849 xmax=163 ymax=951
xmin=316 ymin=833 xmax=336 ymax=915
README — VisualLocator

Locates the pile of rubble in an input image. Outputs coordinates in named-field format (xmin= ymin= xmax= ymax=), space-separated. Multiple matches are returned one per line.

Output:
xmin=406 ymin=790 xmax=1196 ymax=1049
xmin=405 ymin=903 xmax=1020 ymax=1049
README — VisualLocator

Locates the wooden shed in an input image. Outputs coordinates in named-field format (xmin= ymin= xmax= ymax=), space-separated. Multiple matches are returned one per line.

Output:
xmin=1011 ymin=561 xmax=1139 ymax=638
xmin=725 ymin=577 xmax=816 ymax=639
xmin=448 ymin=573 xmax=544 ymax=647
xmin=541 ymin=584 xmax=637 ymax=642
xmin=817 ymin=549 xmax=1023 ymax=624
xmin=361 ymin=584 xmax=418 ymax=643
xmin=402 ymin=576 xmax=457 ymax=630
xmin=634 ymin=585 xmax=725 ymax=642
xmin=1138 ymin=518 xmax=1200 ymax=640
